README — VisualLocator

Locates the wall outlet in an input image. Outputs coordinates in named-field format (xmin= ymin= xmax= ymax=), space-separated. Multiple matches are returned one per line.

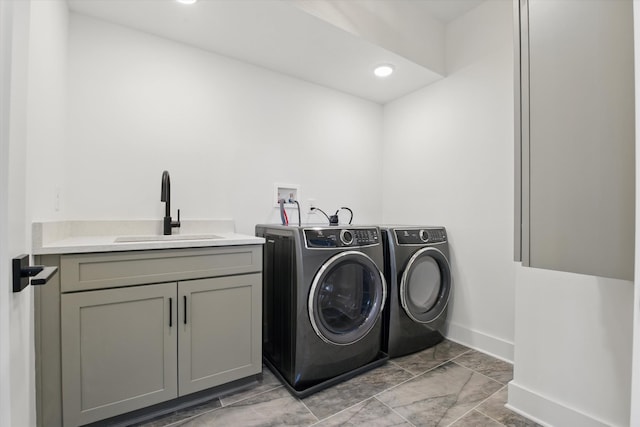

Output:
xmin=54 ymin=186 xmax=60 ymax=212
xmin=274 ymin=184 xmax=300 ymax=208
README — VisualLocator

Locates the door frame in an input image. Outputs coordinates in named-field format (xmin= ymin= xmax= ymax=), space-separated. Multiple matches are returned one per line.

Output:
xmin=0 ymin=0 xmax=14 ymax=423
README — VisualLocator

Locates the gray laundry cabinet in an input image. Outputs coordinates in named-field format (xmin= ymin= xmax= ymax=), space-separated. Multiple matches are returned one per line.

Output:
xmin=35 ymin=245 xmax=263 ymax=427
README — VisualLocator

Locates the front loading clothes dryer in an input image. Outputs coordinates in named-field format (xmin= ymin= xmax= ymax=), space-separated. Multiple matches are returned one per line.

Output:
xmin=255 ymin=225 xmax=388 ymax=397
xmin=380 ymin=226 xmax=452 ymax=358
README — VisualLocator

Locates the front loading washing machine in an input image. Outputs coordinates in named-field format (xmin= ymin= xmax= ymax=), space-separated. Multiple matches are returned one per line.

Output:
xmin=255 ymin=225 xmax=388 ymax=397
xmin=380 ymin=226 xmax=452 ymax=358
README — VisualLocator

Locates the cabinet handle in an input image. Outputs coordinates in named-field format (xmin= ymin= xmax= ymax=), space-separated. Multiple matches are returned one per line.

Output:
xmin=169 ymin=298 xmax=173 ymax=328
xmin=183 ymin=295 xmax=187 ymax=325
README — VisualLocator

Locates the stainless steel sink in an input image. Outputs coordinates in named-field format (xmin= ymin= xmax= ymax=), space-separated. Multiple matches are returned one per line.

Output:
xmin=114 ymin=234 xmax=223 ymax=243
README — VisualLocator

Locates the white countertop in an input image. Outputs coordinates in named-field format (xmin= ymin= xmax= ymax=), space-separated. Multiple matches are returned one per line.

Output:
xmin=32 ymin=220 xmax=264 ymax=255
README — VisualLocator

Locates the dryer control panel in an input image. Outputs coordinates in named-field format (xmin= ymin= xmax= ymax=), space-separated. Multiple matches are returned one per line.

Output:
xmin=395 ymin=228 xmax=447 ymax=245
xmin=304 ymin=227 xmax=379 ymax=248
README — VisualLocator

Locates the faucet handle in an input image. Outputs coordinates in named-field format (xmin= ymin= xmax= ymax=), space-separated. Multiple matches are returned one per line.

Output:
xmin=172 ymin=209 xmax=181 ymax=228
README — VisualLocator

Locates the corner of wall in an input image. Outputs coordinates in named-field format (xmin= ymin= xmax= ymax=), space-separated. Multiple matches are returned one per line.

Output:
xmin=507 ymin=382 xmax=616 ymax=427
xmin=444 ymin=321 xmax=514 ymax=363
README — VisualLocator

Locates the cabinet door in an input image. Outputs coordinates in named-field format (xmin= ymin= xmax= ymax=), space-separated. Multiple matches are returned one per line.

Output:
xmin=516 ymin=0 xmax=635 ymax=280
xmin=61 ymin=283 xmax=178 ymax=426
xmin=178 ymin=274 xmax=262 ymax=396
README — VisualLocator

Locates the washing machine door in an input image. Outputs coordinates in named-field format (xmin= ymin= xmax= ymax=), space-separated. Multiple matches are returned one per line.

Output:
xmin=308 ymin=251 xmax=387 ymax=346
xmin=400 ymin=247 xmax=451 ymax=323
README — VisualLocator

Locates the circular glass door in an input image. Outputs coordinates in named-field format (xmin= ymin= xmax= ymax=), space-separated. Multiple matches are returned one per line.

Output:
xmin=400 ymin=247 xmax=451 ymax=323
xmin=308 ymin=251 xmax=387 ymax=345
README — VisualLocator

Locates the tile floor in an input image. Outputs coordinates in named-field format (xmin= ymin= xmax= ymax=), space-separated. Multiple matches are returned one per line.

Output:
xmin=137 ymin=340 xmax=540 ymax=427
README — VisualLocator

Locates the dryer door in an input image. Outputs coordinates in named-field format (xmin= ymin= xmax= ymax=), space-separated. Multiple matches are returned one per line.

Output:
xmin=400 ymin=247 xmax=451 ymax=323
xmin=308 ymin=251 xmax=387 ymax=346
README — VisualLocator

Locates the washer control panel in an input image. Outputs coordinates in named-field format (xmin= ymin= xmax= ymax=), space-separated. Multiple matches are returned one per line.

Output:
xmin=395 ymin=228 xmax=447 ymax=245
xmin=305 ymin=227 xmax=379 ymax=248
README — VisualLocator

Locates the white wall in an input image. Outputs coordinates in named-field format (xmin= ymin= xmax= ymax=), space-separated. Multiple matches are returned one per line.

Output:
xmin=61 ymin=14 xmax=384 ymax=234
xmin=382 ymin=0 xmax=516 ymax=361
xmin=510 ymin=268 xmax=633 ymax=427
xmin=26 ymin=0 xmax=67 ymax=223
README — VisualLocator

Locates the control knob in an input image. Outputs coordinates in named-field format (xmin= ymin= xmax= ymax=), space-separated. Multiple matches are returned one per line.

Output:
xmin=340 ymin=229 xmax=354 ymax=246
xmin=419 ymin=229 xmax=429 ymax=242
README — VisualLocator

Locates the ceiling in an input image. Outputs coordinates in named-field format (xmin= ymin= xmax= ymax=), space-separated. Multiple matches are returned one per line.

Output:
xmin=66 ymin=0 xmax=484 ymax=104
xmin=420 ymin=0 xmax=486 ymax=23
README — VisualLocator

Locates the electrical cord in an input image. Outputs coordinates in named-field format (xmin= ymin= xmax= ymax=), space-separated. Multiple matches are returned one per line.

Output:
xmin=310 ymin=207 xmax=331 ymax=224
xmin=339 ymin=207 xmax=353 ymax=224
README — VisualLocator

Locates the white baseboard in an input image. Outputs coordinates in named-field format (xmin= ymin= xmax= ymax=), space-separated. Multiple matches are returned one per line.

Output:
xmin=443 ymin=321 xmax=514 ymax=363
xmin=507 ymin=382 xmax=617 ymax=427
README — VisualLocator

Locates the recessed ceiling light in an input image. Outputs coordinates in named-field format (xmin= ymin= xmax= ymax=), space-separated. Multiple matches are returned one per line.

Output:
xmin=176 ymin=0 xmax=198 ymax=4
xmin=374 ymin=64 xmax=394 ymax=78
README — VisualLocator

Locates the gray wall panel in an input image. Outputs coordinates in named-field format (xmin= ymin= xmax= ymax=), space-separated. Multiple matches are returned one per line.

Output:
xmin=519 ymin=0 xmax=635 ymax=280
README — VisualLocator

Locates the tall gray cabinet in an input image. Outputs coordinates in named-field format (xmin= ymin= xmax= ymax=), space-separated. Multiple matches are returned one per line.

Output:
xmin=36 ymin=245 xmax=263 ymax=427
xmin=515 ymin=0 xmax=635 ymax=280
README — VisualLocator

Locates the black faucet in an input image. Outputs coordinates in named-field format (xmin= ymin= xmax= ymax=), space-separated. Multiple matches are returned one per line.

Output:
xmin=161 ymin=171 xmax=181 ymax=235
